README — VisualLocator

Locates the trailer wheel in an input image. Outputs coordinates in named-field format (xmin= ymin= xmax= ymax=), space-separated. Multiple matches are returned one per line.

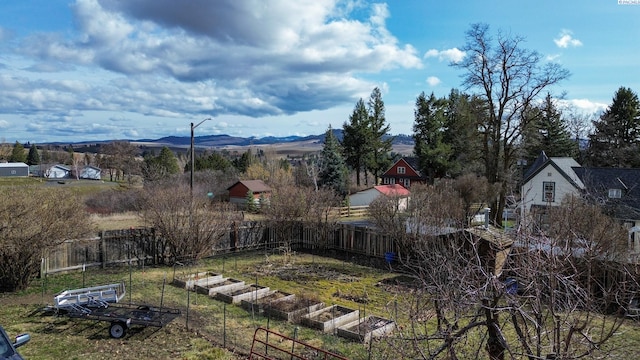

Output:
xmin=109 ymin=322 xmax=126 ymax=339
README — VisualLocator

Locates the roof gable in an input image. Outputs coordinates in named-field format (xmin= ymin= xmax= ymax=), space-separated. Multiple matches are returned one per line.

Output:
xmin=382 ymin=157 xmax=423 ymax=178
xmin=523 ymin=156 xmax=584 ymax=190
xmin=227 ymin=180 xmax=272 ymax=192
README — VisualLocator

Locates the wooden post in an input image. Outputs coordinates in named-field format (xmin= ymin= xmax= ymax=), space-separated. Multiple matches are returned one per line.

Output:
xmin=100 ymin=231 xmax=106 ymax=269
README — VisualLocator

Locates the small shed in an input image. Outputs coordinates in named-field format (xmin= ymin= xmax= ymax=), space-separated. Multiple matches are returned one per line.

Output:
xmin=45 ymin=164 xmax=71 ymax=179
xmin=227 ymin=180 xmax=272 ymax=206
xmin=349 ymin=184 xmax=410 ymax=210
xmin=0 ymin=162 xmax=29 ymax=177
xmin=80 ymin=165 xmax=102 ymax=180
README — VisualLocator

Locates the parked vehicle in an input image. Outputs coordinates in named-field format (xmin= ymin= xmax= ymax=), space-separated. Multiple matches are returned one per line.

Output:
xmin=0 ymin=326 xmax=30 ymax=360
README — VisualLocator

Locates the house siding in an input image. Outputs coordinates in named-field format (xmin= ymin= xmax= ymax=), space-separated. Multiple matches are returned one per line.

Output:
xmin=0 ymin=162 xmax=29 ymax=177
xmin=521 ymin=165 xmax=579 ymax=212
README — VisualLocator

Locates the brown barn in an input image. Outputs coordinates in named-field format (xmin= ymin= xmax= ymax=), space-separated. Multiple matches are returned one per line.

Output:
xmin=227 ymin=180 xmax=272 ymax=206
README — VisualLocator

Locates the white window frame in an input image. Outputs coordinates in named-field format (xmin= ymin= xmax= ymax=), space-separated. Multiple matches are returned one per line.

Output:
xmin=397 ymin=166 xmax=406 ymax=174
xmin=608 ymin=188 xmax=622 ymax=198
xmin=543 ymin=182 xmax=555 ymax=202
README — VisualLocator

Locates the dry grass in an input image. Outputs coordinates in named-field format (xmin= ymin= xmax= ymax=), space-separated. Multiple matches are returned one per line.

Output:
xmin=91 ymin=212 xmax=144 ymax=231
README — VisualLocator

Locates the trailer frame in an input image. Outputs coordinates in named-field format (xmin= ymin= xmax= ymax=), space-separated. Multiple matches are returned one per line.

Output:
xmin=57 ymin=302 xmax=181 ymax=339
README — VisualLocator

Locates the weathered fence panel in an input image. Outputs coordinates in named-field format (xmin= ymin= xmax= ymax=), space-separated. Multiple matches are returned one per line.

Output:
xmin=42 ymin=221 xmax=397 ymax=274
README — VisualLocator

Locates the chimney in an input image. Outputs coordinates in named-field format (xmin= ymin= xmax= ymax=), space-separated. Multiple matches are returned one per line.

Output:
xmin=484 ymin=208 xmax=491 ymax=229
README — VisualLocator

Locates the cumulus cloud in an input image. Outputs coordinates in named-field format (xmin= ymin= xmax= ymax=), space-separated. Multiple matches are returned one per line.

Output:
xmin=426 ymin=76 xmax=441 ymax=86
xmin=7 ymin=0 xmax=421 ymax=136
xmin=559 ymin=98 xmax=607 ymax=115
xmin=0 ymin=119 xmax=9 ymax=129
xmin=424 ymin=47 xmax=466 ymax=63
xmin=554 ymin=30 xmax=583 ymax=48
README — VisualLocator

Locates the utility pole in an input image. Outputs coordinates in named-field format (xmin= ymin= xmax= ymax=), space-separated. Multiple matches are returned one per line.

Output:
xmin=190 ymin=118 xmax=211 ymax=195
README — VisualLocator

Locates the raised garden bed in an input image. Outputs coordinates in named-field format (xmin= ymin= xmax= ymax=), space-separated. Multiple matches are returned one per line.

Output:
xmin=195 ymin=278 xmax=245 ymax=297
xmin=302 ymin=305 xmax=359 ymax=333
xmin=240 ymin=290 xmax=294 ymax=314
xmin=337 ymin=315 xmax=395 ymax=343
xmin=172 ymin=271 xmax=222 ymax=290
xmin=264 ymin=296 xmax=325 ymax=323
xmin=215 ymin=284 xmax=271 ymax=304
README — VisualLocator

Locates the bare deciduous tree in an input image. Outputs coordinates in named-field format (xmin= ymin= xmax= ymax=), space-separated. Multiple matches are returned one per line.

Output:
xmin=139 ymin=179 xmax=240 ymax=263
xmin=0 ymin=187 xmax=94 ymax=291
xmin=374 ymin=184 xmax=638 ymax=359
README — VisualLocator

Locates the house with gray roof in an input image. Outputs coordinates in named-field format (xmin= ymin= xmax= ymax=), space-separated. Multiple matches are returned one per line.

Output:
xmin=521 ymin=151 xmax=640 ymax=248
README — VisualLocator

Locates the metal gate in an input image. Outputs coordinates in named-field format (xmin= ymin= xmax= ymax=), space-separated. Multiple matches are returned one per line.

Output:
xmin=249 ymin=327 xmax=349 ymax=360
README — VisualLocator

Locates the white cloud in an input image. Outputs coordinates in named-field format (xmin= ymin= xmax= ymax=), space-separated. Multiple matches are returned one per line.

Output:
xmin=426 ymin=76 xmax=441 ymax=86
xmin=0 ymin=119 xmax=9 ymax=129
xmin=546 ymin=54 xmax=561 ymax=62
xmin=558 ymin=98 xmax=607 ymax=115
xmin=554 ymin=30 xmax=583 ymax=48
xmin=424 ymin=47 xmax=466 ymax=63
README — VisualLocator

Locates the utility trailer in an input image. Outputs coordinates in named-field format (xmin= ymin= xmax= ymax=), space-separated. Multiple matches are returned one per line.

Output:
xmin=53 ymin=283 xmax=180 ymax=339
xmin=58 ymin=303 xmax=181 ymax=339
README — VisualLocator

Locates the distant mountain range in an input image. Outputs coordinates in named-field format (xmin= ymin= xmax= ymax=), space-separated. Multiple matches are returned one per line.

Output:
xmin=135 ymin=129 xmax=415 ymax=148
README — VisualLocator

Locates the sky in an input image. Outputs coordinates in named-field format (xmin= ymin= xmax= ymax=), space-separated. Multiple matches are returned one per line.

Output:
xmin=0 ymin=0 xmax=638 ymax=144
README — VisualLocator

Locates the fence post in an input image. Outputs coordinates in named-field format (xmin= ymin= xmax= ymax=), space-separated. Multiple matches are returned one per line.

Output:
xmin=100 ymin=230 xmax=106 ymax=269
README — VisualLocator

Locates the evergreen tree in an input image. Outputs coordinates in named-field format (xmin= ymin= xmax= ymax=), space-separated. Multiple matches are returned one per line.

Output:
xmin=233 ymin=149 xmax=254 ymax=173
xmin=319 ymin=126 xmax=348 ymax=196
xmin=26 ymin=144 xmax=41 ymax=165
xmin=342 ymin=98 xmax=369 ymax=187
xmin=245 ymin=189 xmax=258 ymax=213
xmin=157 ymin=146 xmax=180 ymax=174
xmin=523 ymin=93 xmax=577 ymax=164
xmin=412 ymin=92 xmax=453 ymax=182
xmin=442 ymin=90 xmax=484 ymax=176
xmin=366 ymin=87 xmax=393 ymax=182
xmin=587 ymin=86 xmax=640 ymax=167
xmin=9 ymin=142 xmax=26 ymax=163
xmin=143 ymin=146 xmax=180 ymax=180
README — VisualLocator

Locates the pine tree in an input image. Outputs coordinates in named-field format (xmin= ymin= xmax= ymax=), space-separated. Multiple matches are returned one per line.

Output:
xmin=366 ymin=87 xmax=393 ymax=182
xmin=26 ymin=144 xmax=41 ymax=165
xmin=319 ymin=126 xmax=348 ymax=196
xmin=342 ymin=98 xmax=369 ymax=187
xmin=9 ymin=141 xmax=26 ymax=163
xmin=412 ymin=92 xmax=453 ymax=182
xmin=245 ymin=190 xmax=258 ymax=213
xmin=523 ymin=93 xmax=577 ymax=164
xmin=587 ymin=87 xmax=640 ymax=167
xmin=157 ymin=146 xmax=180 ymax=174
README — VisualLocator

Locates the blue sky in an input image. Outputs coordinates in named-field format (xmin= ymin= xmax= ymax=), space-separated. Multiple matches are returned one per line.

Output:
xmin=0 ymin=0 xmax=638 ymax=143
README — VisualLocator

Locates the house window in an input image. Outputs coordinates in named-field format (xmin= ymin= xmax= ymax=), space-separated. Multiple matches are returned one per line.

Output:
xmin=397 ymin=166 xmax=406 ymax=174
xmin=383 ymin=177 xmax=390 ymax=185
xmin=608 ymin=188 xmax=622 ymax=198
xmin=389 ymin=178 xmax=396 ymax=185
xmin=403 ymin=178 xmax=410 ymax=188
xmin=543 ymin=182 xmax=555 ymax=202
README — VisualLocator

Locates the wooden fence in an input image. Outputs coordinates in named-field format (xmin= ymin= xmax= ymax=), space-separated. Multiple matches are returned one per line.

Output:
xmin=41 ymin=221 xmax=396 ymax=274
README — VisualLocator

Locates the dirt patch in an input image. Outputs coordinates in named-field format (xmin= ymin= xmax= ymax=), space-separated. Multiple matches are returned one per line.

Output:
xmin=268 ymin=296 xmax=320 ymax=313
xmin=253 ymin=264 xmax=360 ymax=284
xmin=310 ymin=306 xmax=354 ymax=322
xmin=376 ymin=275 xmax=420 ymax=294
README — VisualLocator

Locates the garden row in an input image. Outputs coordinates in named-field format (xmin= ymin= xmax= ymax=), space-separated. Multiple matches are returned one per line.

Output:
xmin=172 ymin=271 xmax=395 ymax=343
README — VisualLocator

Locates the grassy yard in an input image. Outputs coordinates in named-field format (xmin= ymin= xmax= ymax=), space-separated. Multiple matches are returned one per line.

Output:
xmin=2 ymin=251 xmax=640 ymax=359
xmin=0 ymin=252 xmax=402 ymax=359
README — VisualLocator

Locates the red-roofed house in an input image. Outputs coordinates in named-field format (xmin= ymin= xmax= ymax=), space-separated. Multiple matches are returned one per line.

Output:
xmin=380 ymin=157 xmax=427 ymax=188
xmin=227 ymin=180 xmax=272 ymax=206
xmin=348 ymin=184 xmax=410 ymax=210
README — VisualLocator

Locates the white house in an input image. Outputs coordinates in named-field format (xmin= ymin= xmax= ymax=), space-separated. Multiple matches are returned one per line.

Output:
xmin=348 ymin=184 xmax=410 ymax=210
xmin=45 ymin=164 xmax=71 ymax=179
xmin=521 ymin=151 xmax=640 ymax=250
xmin=80 ymin=165 xmax=102 ymax=180
xmin=520 ymin=152 xmax=584 ymax=214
